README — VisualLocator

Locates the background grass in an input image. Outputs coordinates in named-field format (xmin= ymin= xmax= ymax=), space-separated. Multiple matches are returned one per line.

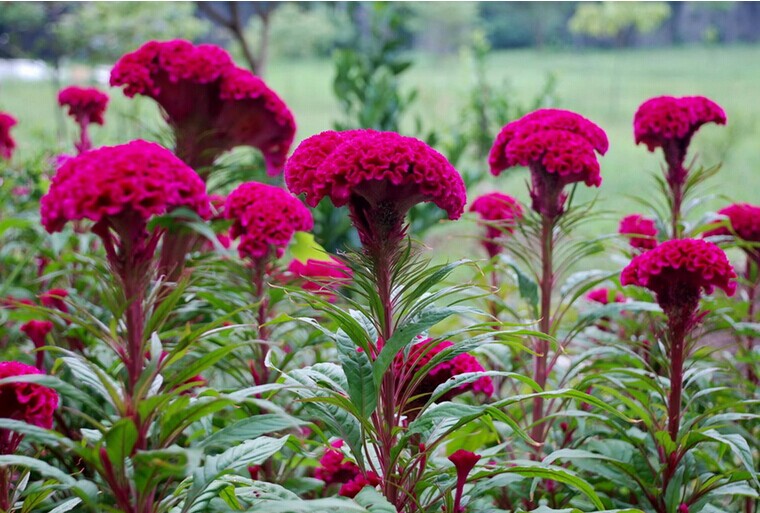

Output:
xmin=2 ymin=45 xmax=758 ymax=245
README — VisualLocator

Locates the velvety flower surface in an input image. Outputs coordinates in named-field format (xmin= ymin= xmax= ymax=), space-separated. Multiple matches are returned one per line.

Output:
xmin=704 ymin=203 xmax=760 ymax=243
xmin=40 ymin=140 xmax=210 ymax=233
xmin=314 ymin=440 xmax=381 ymax=498
xmin=285 ymin=129 xmax=466 ymax=220
xmin=586 ymin=288 xmax=626 ymax=305
xmin=619 ymin=214 xmax=659 ymax=250
xmin=225 ymin=181 xmax=313 ymax=260
xmin=110 ymin=40 xmax=295 ymax=173
xmin=394 ymin=338 xmax=493 ymax=410
xmin=621 ymin=238 xmax=736 ymax=314
xmin=470 ymin=192 xmax=523 ymax=257
xmin=487 ymin=109 xmax=607 ymax=217
xmin=0 ymin=361 xmax=59 ymax=430
xmin=634 ymin=96 xmax=726 ymax=153
xmin=0 ymin=112 xmax=17 ymax=160
xmin=58 ymin=86 xmax=109 ymax=125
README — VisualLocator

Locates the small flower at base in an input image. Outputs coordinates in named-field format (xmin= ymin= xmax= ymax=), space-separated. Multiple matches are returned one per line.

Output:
xmin=678 ymin=504 xmax=689 ymax=513
xmin=619 ymin=214 xmax=658 ymax=251
xmin=704 ymin=203 xmax=760 ymax=262
xmin=286 ymin=257 xmax=352 ymax=301
xmin=448 ymin=449 xmax=482 ymax=513
xmin=20 ymin=320 xmax=54 ymax=369
xmin=40 ymin=289 xmax=69 ymax=314
xmin=585 ymin=287 xmax=626 ymax=305
xmin=470 ymin=192 xmax=523 ymax=257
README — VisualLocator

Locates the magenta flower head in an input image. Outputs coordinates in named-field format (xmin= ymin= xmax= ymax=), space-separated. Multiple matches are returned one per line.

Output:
xmin=58 ymin=86 xmax=109 ymax=126
xmin=621 ymin=238 xmax=736 ymax=318
xmin=40 ymin=288 xmax=69 ymax=314
xmin=20 ymin=320 xmax=53 ymax=370
xmin=0 ymin=361 xmax=59 ymax=454
xmin=287 ymin=257 xmax=352 ymax=301
xmin=448 ymin=449 xmax=482 ymax=513
xmin=619 ymin=214 xmax=659 ymax=251
xmin=634 ymin=95 xmax=726 ymax=184
xmin=110 ymin=40 xmax=295 ymax=174
xmin=586 ymin=287 xmax=625 ymax=305
xmin=285 ymin=129 xmax=465 ymax=247
xmin=394 ymin=338 xmax=493 ymax=418
xmin=0 ymin=112 xmax=17 ymax=160
xmin=488 ymin=109 xmax=608 ymax=219
xmin=704 ymin=203 xmax=760 ymax=242
xmin=314 ymin=439 xmax=381 ymax=498
xmin=225 ymin=181 xmax=313 ymax=261
xmin=470 ymin=192 xmax=523 ymax=258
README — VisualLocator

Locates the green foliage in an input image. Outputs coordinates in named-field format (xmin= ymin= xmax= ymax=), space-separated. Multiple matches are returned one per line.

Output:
xmin=569 ymin=2 xmax=672 ymax=44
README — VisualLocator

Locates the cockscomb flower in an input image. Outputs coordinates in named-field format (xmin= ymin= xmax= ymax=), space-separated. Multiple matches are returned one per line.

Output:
xmin=110 ymin=40 xmax=295 ymax=174
xmin=287 ymin=257 xmax=352 ymax=300
xmin=448 ymin=450 xmax=482 ymax=513
xmin=586 ymin=288 xmax=626 ymax=305
xmin=470 ymin=192 xmax=523 ymax=257
xmin=394 ymin=338 xmax=493 ymax=417
xmin=0 ymin=361 xmax=59 ymax=454
xmin=40 ymin=289 xmax=69 ymax=314
xmin=619 ymin=214 xmax=659 ymax=251
xmin=704 ymin=203 xmax=760 ymax=246
xmin=0 ymin=112 xmax=17 ymax=160
xmin=20 ymin=320 xmax=53 ymax=370
xmin=225 ymin=181 xmax=313 ymax=260
xmin=58 ymin=86 xmax=109 ymax=153
xmin=621 ymin=238 xmax=736 ymax=317
xmin=488 ymin=109 xmax=608 ymax=218
xmin=634 ymin=95 xmax=726 ymax=183
xmin=314 ymin=440 xmax=381 ymax=498
xmin=58 ymin=86 xmax=109 ymax=126
xmin=41 ymin=140 xmax=210 ymax=234
xmin=285 ymin=129 xmax=465 ymax=246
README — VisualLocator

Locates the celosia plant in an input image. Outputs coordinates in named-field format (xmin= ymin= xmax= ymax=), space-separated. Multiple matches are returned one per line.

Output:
xmin=287 ymin=257 xmax=352 ymax=301
xmin=0 ymin=112 xmax=17 ymax=161
xmin=585 ymin=287 xmax=625 ymax=305
xmin=110 ymin=39 xmax=295 ymax=175
xmin=619 ymin=213 xmax=659 ymax=251
xmin=634 ymin=96 xmax=726 ymax=237
xmin=19 ymin=320 xmax=53 ymax=369
xmin=470 ymin=192 xmax=523 ymax=258
xmin=58 ymin=85 xmax=109 ymax=153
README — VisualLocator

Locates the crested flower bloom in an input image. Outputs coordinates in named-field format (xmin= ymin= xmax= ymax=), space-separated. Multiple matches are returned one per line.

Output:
xmin=58 ymin=86 xmax=109 ymax=153
xmin=621 ymin=238 xmax=735 ymax=317
xmin=314 ymin=440 xmax=381 ymax=498
xmin=40 ymin=289 xmax=69 ymax=314
xmin=394 ymin=338 xmax=493 ymax=417
xmin=619 ymin=214 xmax=659 ymax=251
xmin=0 ymin=361 xmax=59 ymax=454
xmin=287 ymin=257 xmax=352 ymax=301
xmin=448 ymin=450 xmax=482 ymax=513
xmin=20 ymin=320 xmax=53 ymax=370
xmin=634 ymin=96 xmax=726 ymax=184
xmin=225 ymin=181 xmax=313 ymax=261
xmin=41 ymin=140 xmax=210 ymax=235
xmin=285 ymin=129 xmax=465 ymax=247
xmin=704 ymin=203 xmax=760 ymax=259
xmin=586 ymin=288 xmax=626 ymax=305
xmin=470 ymin=192 xmax=524 ymax=257
xmin=110 ymin=40 xmax=295 ymax=174
xmin=0 ymin=112 xmax=17 ymax=160
xmin=488 ymin=109 xmax=608 ymax=218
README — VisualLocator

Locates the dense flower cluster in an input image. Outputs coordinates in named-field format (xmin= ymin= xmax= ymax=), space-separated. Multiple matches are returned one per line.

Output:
xmin=619 ymin=214 xmax=659 ymax=251
xmin=634 ymin=96 xmax=726 ymax=153
xmin=0 ymin=112 xmax=17 ymax=160
xmin=314 ymin=440 xmax=381 ymax=498
xmin=110 ymin=40 xmax=295 ymax=174
xmin=394 ymin=338 xmax=493 ymax=415
xmin=225 ymin=182 xmax=313 ymax=260
xmin=58 ymin=86 xmax=109 ymax=126
xmin=287 ymin=258 xmax=352 ymax=300
xmin=488 ymin=109 xmax=608 ymax=218
xmin=0 ymin=361 xmax=59 ymax=452
xmin=470 ymin=192 xmax=523 ymax=257
xmin=704 ymin=203 xmax=760 ymax=243
xmin=586 ymin=288 xmax=626 ymax=305
xmin=40 ymin=140 xmax=210 ymax=233
xmin=621 ymin=238 xmax=736 ymax=314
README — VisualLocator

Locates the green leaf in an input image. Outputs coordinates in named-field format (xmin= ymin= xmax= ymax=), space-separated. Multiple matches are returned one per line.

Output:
xmin=691 ymin=430 xmax=759 ymax=487
xmin=104 ymin=418 xmax=138 ymax=467
xmin=48 ymin=498 xmax=82 ymax=513
xmin=290 ymin=231 xmax=331 ymax=263
xmin=133 ymin=446 xmax=200 ymax=492
xmin=502 ymin=463 xmax=605 ymax=510
xmin=0 ymin=418 xmax=71 ymax=448
xmin=507 ymin=263 xmax=539 ymax=314
xmin=0 ymin=455 xmax=75 ymax=485
xmin=353 ymin=487 xmax=395 ymax=512
xmin=336 ymin=328 xmax=377 ymax=418
xmin=199 ymin=414 xmax=305 ymax=450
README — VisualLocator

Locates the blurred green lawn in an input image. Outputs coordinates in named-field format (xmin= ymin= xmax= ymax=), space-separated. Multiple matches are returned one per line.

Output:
xmin=2 ymin=45 xmax=759 ymax=237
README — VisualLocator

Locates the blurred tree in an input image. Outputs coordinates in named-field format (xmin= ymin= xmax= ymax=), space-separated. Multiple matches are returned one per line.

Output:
xmin=569 ymin=1 xmax=671 ymax=47
xmin=56 ymin=2 xmax=208 ymax=63
xmin=408 ymin=2 xmax=479 ymax=55
xmin=197 ymin=1 xmax=278 ymax=75
xmin=480 ymin=2 xmax=576 ymax=49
